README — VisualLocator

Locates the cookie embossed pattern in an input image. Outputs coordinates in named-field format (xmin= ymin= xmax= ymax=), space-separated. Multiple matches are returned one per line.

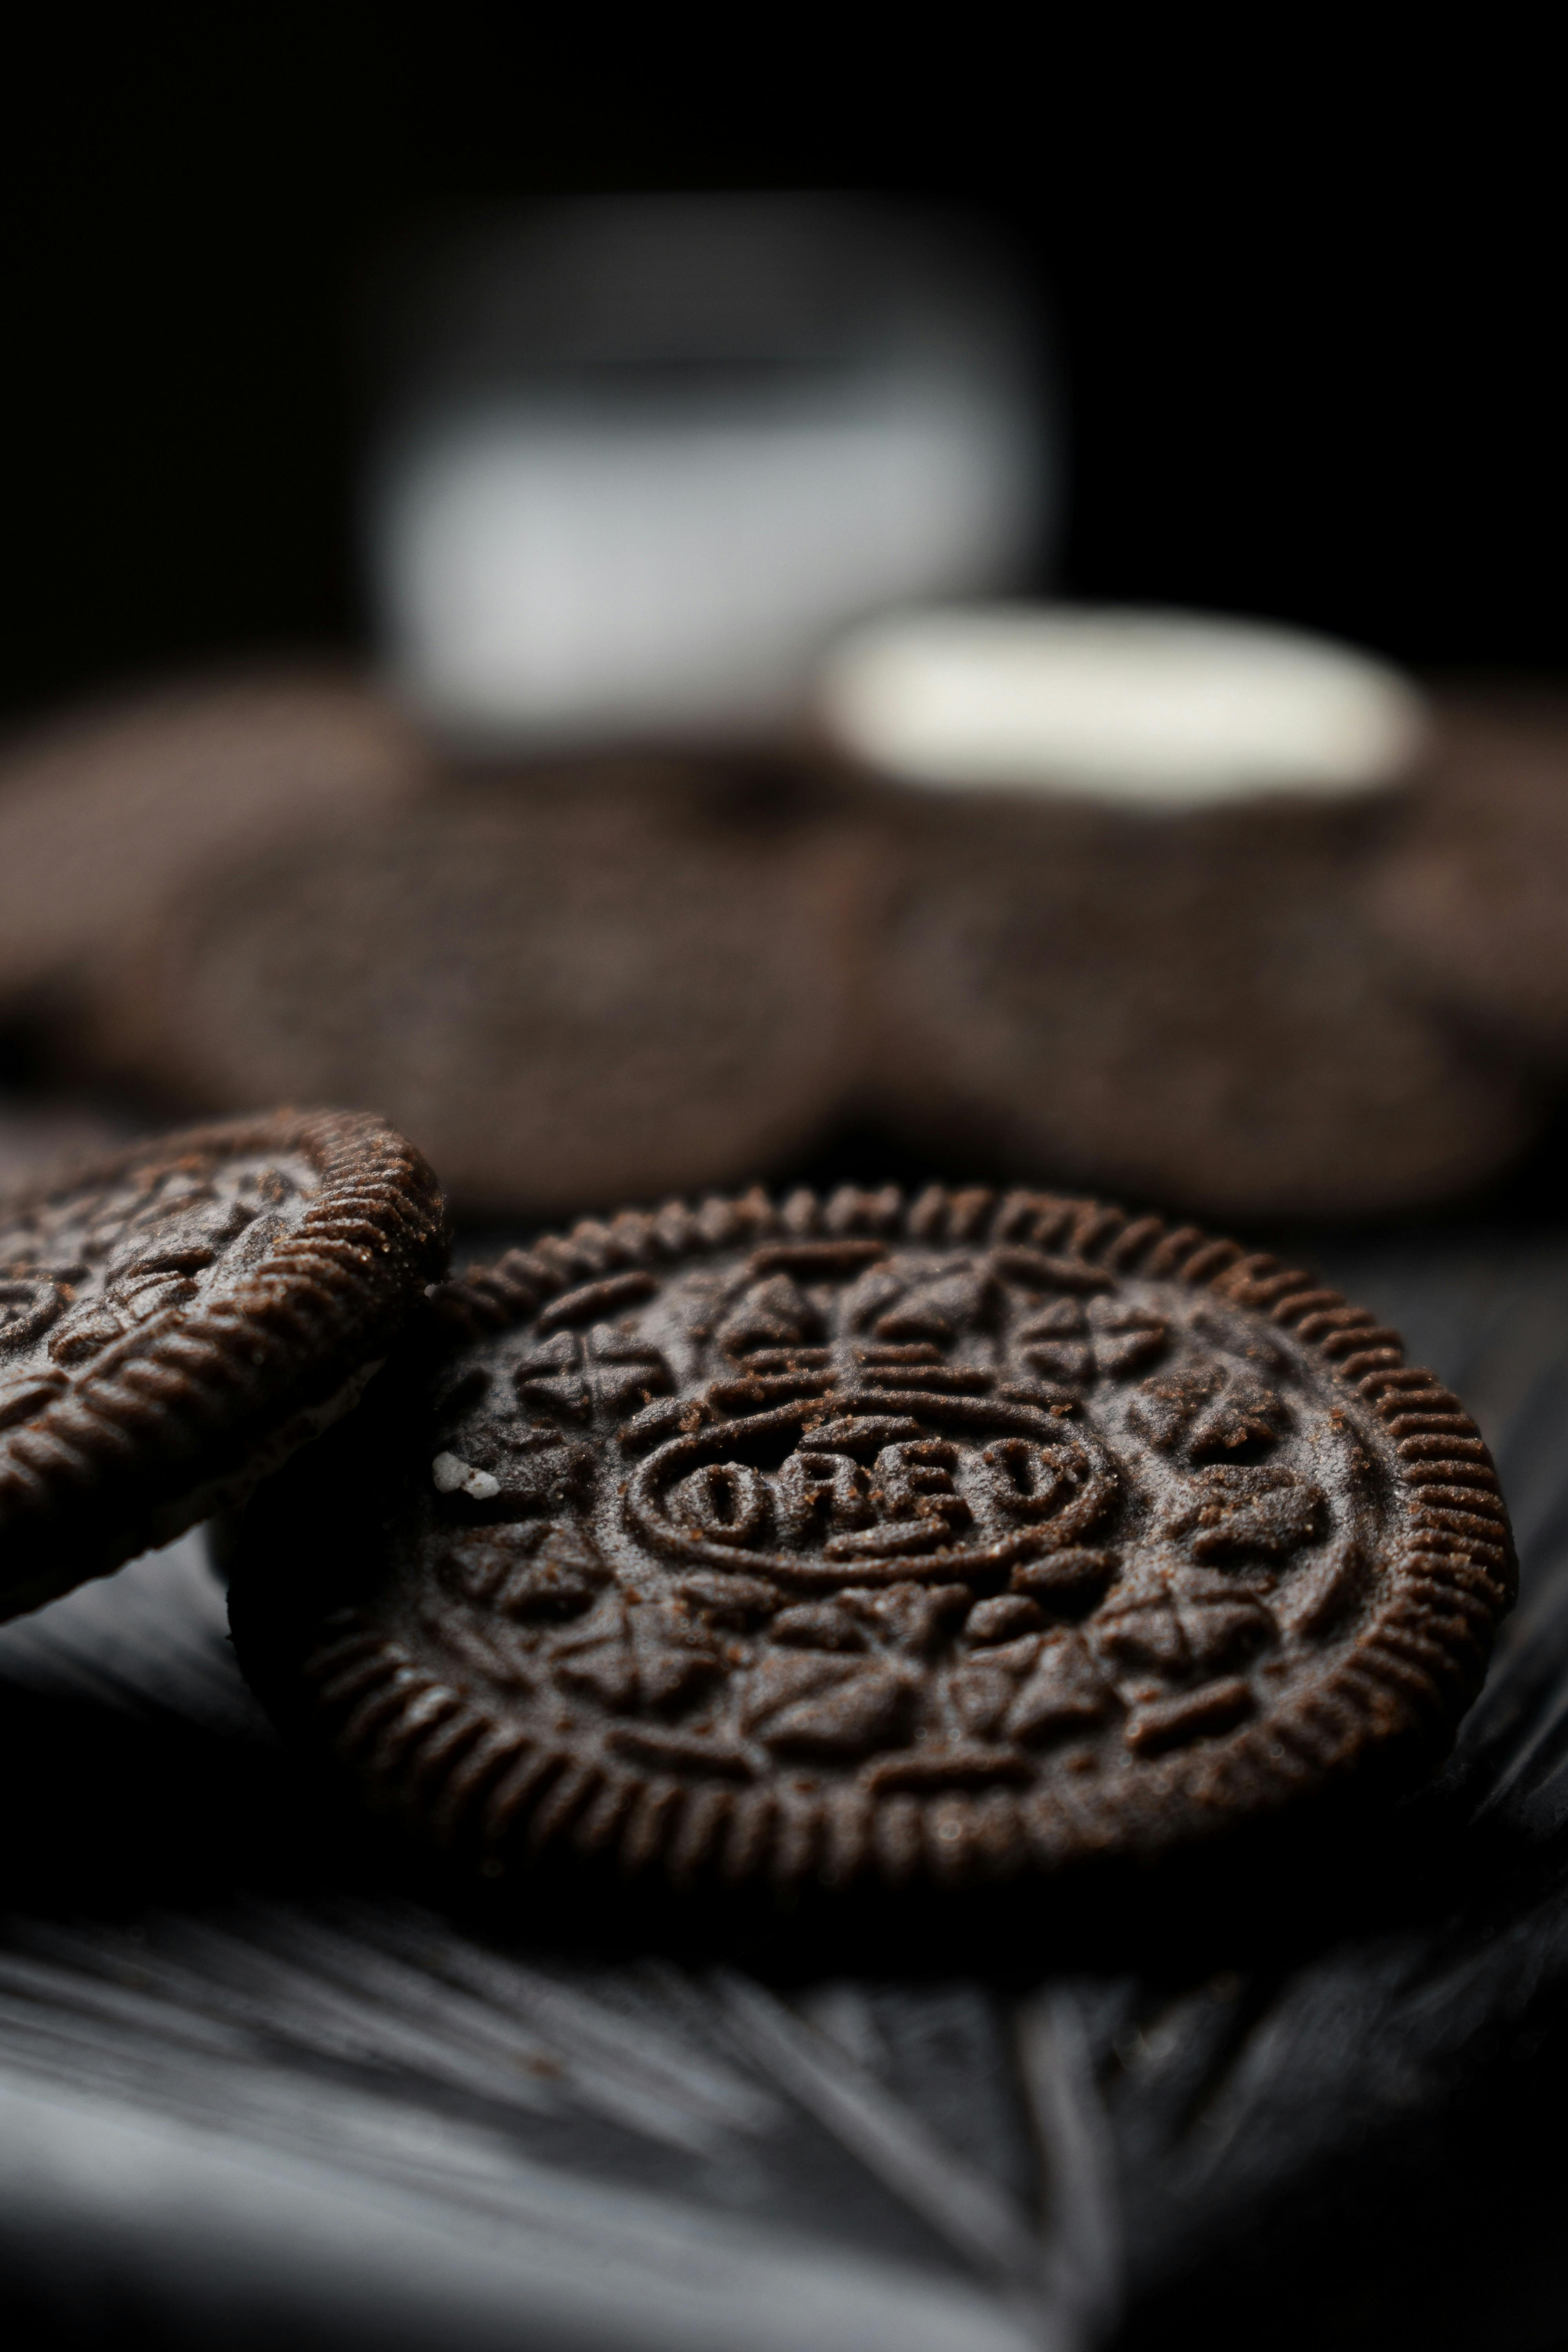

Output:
xmin=231 ymin=1185 xmax=1515 ymax=1891
xmin=0 ymin=1112 xmax=447 ymax=1622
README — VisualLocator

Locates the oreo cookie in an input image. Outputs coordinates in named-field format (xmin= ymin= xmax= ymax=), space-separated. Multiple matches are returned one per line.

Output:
xmin=80 ymin=767 xmax=868 ymax=1218
xmin=814 ymin=607 xmax=1540 ymax=1217
xmin=0 ymin=1111 xmax=446 ymax=1623
xmin=1367 ymin=692 xmax=1568 ymax=1059
xmin=0 ymin=668 xmax=436 ymax=1016
xmin=860 ymin=794 xmax=1537 ymax=1220
xmin=228 ymin=1183 xmax=1513 ymax=1894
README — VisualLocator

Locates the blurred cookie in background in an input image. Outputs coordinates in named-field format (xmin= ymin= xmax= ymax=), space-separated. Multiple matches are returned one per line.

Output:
xmin=854 ymin=797 xmax=1535 ymax=1220
xmin=822 ymin=608 xmax=1541 ymax=1219
xmin=1365 ymin=693 xmax=1568 ymax=1062
xmin=0 ymin=1093 xmax=143 ymax=1201
xmin=75 ymin=763 xmax=873 ymax=1219
xmin=0 ymin=668 xmax=440 ymax=1018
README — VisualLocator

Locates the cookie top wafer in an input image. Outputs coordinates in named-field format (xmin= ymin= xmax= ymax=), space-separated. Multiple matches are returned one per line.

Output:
xmin=229 ymin=1184 xmax=1514 ymax=1894
xmin=82 ymin=769 xmax=868 ymax=1217
xmin=0 ymin=669 xmax=437 ymax=1013
xmin=861 ymin=793 xmax=1538 ymax=1218
xmin=1368 ymin=692 xmax=1568 ymax=1058
xmin=0 ymin=1111 xmax=447 ymax=1622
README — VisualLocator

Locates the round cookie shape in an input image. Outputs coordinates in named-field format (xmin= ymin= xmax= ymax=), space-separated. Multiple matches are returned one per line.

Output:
xmin=1367 ymin=692 xmax=1568 ymax=1058
xmin=229 ymin=1184 xmax=1514 ymax=1894
xmin=81 ymin=767 xmax=870 ymax=1217
xmin=0 ymin=668 xmax=437 ymax=1013
xmin=0 ymin=1110 xmax=447 ymax=1622
xmin=861 ymin=795 xmax=1539 ymax=1220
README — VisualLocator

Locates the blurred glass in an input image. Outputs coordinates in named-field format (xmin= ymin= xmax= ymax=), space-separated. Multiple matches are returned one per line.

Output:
xmin=364 ymin=194 xmax=1054 ymax=748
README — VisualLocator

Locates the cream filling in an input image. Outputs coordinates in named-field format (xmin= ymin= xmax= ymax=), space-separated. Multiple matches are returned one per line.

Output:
xmin=817 ymin=605 xmax=1428 ymax=808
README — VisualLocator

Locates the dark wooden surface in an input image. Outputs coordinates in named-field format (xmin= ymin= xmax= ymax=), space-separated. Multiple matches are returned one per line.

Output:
xmin=5 ymin=1214 xmax=1568 ymax=2350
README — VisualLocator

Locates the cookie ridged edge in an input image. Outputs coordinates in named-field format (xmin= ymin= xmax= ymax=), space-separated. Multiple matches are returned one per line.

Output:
xmin=294 ymin=1183 xmax=1515 ymax=1891
xmin=0 ymin=1108 xmax=448 ymax=1608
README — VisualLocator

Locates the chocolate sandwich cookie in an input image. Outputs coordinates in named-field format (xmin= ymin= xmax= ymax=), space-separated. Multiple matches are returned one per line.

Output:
xmin=82 ymin=769 xmax=869 ymax=1218
xmin=0 ymin=668 xmax=437 ymax=1014
xmin=0 ymin=1111 xmax=446 ymax=1623
xmin=1367 ymin=693 xmax=1568 ymax=1059
xmin=228 ymin=1183 xmax=1513 ymax=1894
xmin=859 ymin=792 xmax=1539 ymax=1220
xmin=816 ymin=605 xmax=1538 ymax=1218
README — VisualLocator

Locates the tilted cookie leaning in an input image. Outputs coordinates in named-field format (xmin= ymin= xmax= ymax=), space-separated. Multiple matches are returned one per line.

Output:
xmin=0 ymin=1111 xmax=447 ymax=1622
xmin=227 ymin=1184 xmax=1514 ymax=1891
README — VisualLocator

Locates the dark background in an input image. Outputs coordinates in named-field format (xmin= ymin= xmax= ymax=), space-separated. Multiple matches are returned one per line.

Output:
xmin=1 ymin=21 xmax=1557 ymax=726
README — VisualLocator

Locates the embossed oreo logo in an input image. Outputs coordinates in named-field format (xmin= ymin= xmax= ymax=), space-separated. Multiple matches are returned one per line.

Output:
xmin=626 ymin=1387 xmax=1117 ymax=1588
xmin=422 ymin=1229 xmax=1375 ymax=1782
